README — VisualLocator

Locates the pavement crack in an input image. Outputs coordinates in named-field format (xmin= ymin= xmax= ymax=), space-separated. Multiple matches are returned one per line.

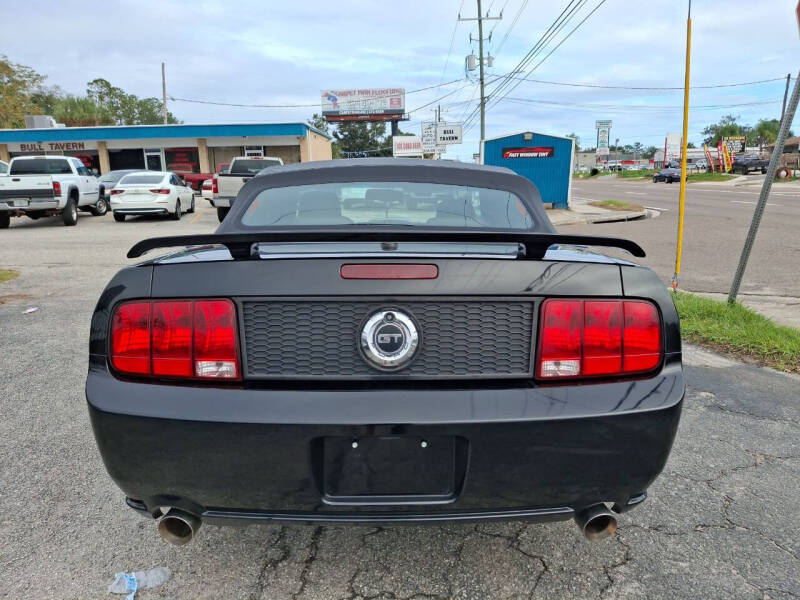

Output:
xmin=292 ymin=525 xmax=323 ymax=600
xmin=249 ymin=526 xmax=288 ymax=600
xmin=599 ymin=534 xmax=631 ymax=599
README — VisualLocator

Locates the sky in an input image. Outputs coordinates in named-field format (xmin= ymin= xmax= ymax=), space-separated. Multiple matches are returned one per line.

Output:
xmin=2 ymin=0 xmax=798 ymax=161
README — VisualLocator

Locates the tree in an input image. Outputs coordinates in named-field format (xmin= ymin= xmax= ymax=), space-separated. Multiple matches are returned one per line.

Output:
xmin=334 ymin=121 xmax=388 ymax=156
xmin=750 ymin=118 xmax=793 ymax=149
xmin=686 ymin=142 xmax=696 ymax=149
xmin=0 ymin=55 xmax=45 ymax=128
xmin=51 ymin=95 xmax=113 ymax=127
xmin=565 ymin=132 xmax=580 ymax=151
xmin=641 ymin=146 xmax=658 ymax=158
xmin=701 ymin=114 xmax=746 ymax=145
xmin=87 ymin=78 xmax=178 ymax=125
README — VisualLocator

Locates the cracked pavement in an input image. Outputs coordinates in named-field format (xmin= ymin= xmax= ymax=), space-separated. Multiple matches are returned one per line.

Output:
xmin=0 ymin=210 xmax=798 ymax=599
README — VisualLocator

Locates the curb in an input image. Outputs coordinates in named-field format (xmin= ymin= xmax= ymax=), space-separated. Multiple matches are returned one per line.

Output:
xmin=548 ymin=209 xmax=647 ymax=226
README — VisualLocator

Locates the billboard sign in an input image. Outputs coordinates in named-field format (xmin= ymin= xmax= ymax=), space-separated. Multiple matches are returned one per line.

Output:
xmin=665 ymin=132 xmax=682 ymax=160
xmin=722 ymin=136 xmax=746 ymax=154
xmin=321 ymin=88 xmax=405 ymax=121
xmin=596 ymin=120 xmax=612 ymax=156
xmin=502 ymin=146 xmax=554 ymax=159
xmin=393 ymin=135 xmax=423 ymax=157
xmin=436 ymin=124 xmax=463 ymax=145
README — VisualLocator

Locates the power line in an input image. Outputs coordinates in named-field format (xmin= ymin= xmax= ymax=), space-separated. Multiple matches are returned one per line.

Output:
xmin=169 ymin=78 xmax=465 ymax=109
xmin=494 ymin=0 xmax=529 ymax=56
xmin=500 ymin=75 xmax=792 ymax=91
xmin=467 ymin=0 xmax=586 ymax=130
xmin=440 ymin=0 xmax=466 ymax=85
xmin=502 ymin=97 xmax=781 ymax=112
xmin=485 ymin=0 xmax=608 ymax=116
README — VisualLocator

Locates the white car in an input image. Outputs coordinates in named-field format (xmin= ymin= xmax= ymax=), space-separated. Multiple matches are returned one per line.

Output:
xmin=110 ymin=171 xmax=195 ymax=222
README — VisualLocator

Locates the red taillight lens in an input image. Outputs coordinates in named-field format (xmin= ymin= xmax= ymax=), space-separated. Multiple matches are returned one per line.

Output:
xmin=622 ymin=301 xmax=661 ymax=373
xmin=110 ymin=189 xmax=124 ymax=195
xmin=212 ymin=177 xmax=218 ymax=194
xmin=150 ymin=188 xmax=171 ymax=194
xmin=193 ymin=300 xmax=239 ymax=379
xmin=340 ymin=264 xmax=439 ymax=279
xmin=151 ymin=301 xmax=193 ymax=377
xmin=537 ymin=299 xmax=661 ymax=380
xmin=538 ymin=300 xmax=582 ymax=377
xmin=110 ymin=302 xmax=151 ymax=375
xmin=109 ymin=299 xmax=240 ymax=381
xmin=52 ymin=181 xmax=61 ymax=196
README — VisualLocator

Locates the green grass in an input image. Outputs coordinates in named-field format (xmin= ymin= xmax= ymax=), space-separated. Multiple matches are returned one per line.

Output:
xmin=0 ymin=269 xmax=18 ymax=284
xmin=619 ymin=169 xmax=654 ymax=178
xmin=685 ymin=172 xmax=736 ymax=183
xmin=774 ymin=176 xmax=798 ymax=183
xmin=588 ymin=199 xmax=644 ymax=212
xmin=673 ymin=292 xmax=800 ymax=372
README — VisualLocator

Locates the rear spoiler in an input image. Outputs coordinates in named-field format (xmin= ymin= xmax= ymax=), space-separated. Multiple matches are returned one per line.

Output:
xmin=127 ymin=229 xmax=645 ymax=260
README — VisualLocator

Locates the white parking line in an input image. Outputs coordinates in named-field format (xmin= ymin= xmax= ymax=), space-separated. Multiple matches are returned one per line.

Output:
xmin=730 ymin=200 xmax=781 ymax=206
xmin=644 ymin=206 xmax=670 ymax=211
xmin=625 ymin=192 xmax=646 ymax=195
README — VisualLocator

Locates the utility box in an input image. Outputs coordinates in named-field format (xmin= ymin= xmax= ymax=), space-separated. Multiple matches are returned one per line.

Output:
xmin=481 ymin=131 xmax=574 ymax=209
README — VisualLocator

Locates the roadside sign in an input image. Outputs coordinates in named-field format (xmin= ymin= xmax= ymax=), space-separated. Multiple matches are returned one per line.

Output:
xmin=436 ymin=124 xmax=463 ymax=145
xmin=392 ymin=135 xmax=423 ymax=157
xmin=596 ymin=120 xmax=612 ymax=157
xmin=421 ymin=123 xmax=437 ymax=153
xmin=722 ymin=136 xmax=746 ymax=154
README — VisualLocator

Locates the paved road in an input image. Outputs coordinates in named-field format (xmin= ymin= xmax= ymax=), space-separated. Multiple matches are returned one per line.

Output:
xmin=564 ymin=178 xmax=800 ymax=298
xmin=0 ymin=206 xmax=798 ymax=599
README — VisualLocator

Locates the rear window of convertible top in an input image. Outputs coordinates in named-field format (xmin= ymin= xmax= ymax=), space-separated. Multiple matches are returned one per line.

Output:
xmin=239 ymin=181 xmax=535 ymax=229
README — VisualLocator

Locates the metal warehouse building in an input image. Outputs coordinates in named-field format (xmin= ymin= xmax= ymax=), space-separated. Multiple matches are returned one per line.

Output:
xmin=481 ymin=131 xmax=574 ymax=209
xmin=0 ymin=122 xmax=332 ymax=175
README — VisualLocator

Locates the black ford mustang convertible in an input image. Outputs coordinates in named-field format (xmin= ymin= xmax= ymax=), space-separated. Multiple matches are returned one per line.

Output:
xmin=87 ymin=159 xmax=683 ymax=545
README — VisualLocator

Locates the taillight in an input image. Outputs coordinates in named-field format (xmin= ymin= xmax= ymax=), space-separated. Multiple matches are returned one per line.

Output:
xmin=52 ymin=181 xmax=61 ymax=196
xmin=110 ymin=189 xmax=125 ymax=195
xmin=536 ymin=299 xmax=661 ymax=380
xmin=212 ymin=177 xmax=218 ymax=194
xmin=110 ymin=299 xmax=240 ymax=381
xmin=150 ymin=188 xmax=171 ymax=194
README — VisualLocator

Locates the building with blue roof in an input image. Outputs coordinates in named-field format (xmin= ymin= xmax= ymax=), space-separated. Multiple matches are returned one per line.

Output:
xmin=0 ymin=122 xmax=332 ymax=175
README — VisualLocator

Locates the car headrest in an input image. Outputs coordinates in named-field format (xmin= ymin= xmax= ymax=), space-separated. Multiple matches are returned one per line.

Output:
xmin=298 ymin=191 xmax=342 ymax=215
xmin=365 ymin=188 xmax=403 ymax=204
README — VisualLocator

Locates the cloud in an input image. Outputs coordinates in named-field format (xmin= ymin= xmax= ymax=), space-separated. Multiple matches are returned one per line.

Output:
xmin=1 ymin=0 xmax=796 ymax=161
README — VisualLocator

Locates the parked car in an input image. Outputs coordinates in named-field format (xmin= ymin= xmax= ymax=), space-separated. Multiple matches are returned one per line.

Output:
xmin=87 ymin=158 xmax=683 ymax=546
xmin=693 ymin=159 xmax=708 ymax=171
xmin=98 ymin=169 xmax=140 ymax=200
xmin=212 ymin=156 xmax=284 ymax=222
xmin=653 ymin=168 xmax=681 ymax=183
xmin=731 ymin=154 xmax=768 ymax=175
xmin=0 ymin=160 xmax=8 ymax=175
xmin=0 ymin=155 xmax=105 ymax=228
xmin=109 ymin=171 xmax=195 ymax=222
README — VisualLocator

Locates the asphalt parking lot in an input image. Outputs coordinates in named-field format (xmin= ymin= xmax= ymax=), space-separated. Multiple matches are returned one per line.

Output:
xmin=0 ymin=204 xmax=798 ymax=599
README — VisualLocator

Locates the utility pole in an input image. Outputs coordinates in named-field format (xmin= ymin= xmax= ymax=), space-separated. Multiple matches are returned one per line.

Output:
xmin=780 ymin=73 xmax=791 ymax=123
xmin=460 ymin=1 xmax=501 ymax=144
xmin=728 ymin=70 xmax=800 ymax=304
xmin=161 ymin=62 xmax=168 ymax=124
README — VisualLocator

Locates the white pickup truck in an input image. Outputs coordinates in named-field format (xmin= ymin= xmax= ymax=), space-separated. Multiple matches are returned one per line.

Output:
xmin=0 ymin=156 xmax=106 ymax=228
xmin=0 ymin=160 xmax=8 ymax=175
xmin=212 ymin=156 xmax=283 ymax=222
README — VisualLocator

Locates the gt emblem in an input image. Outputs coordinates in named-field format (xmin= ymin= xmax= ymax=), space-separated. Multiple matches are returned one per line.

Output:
xmin=360 ymin=310 xmax=420 ymax=371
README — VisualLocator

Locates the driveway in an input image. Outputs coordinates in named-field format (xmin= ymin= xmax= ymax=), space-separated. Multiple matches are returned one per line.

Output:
xmin=0 ymin=207 xmax=797 ymax=599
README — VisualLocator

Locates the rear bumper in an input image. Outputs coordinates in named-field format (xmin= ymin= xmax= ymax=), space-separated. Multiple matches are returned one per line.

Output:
xmin=213 ymin=196 xmax=233 ymax=208
xmin=87 ymin=355 xmax=684 ymax=523
xmin=0 ymin=198 xmax=60 ymax=212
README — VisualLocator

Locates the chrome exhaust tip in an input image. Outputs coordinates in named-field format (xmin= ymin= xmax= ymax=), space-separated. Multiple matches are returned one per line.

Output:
xmin=574 ymin=504 xmax=618 ymax=541
xmin=157 ymin=508 xmax=201 ymax=545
